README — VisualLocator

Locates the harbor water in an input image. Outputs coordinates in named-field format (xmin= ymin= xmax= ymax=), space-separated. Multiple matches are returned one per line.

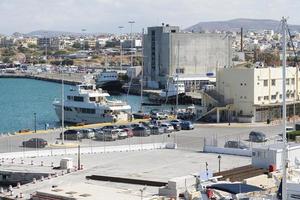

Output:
xmin=0 ymin=78 xmax=143 ymax=134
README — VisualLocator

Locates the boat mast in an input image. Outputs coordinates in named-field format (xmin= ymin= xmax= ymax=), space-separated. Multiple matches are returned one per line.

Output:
xmin=140 ymin=28 xmax=144 ymax=112
xmin=281 ymin=17 xmax=288 ymax=200
xmin=61 ymin=60 xmax=65 ymax=145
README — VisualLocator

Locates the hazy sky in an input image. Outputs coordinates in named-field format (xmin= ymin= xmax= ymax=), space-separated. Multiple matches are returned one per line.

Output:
xmin=0 ymin=0 xmax=298 ymax=34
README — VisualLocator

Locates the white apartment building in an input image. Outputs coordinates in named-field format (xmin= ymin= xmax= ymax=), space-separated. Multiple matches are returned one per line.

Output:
xmin=216 ymin=66 xmax=300 ymax=122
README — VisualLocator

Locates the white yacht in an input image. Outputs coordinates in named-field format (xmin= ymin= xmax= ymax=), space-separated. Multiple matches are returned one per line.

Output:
xmin=53 ymin=83 xmax=131 ymax=124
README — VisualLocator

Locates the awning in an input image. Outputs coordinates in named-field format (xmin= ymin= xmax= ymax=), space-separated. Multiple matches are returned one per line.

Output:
xmin=207 ymin=183 xmax=263 ymax=194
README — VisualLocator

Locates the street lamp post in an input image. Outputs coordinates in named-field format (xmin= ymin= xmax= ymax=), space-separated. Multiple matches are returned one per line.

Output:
xmin=128 ymin=21 xmax=135 ymax=67
xmin=218 ymin=155 xmax=222 ymax=172
xmin=118 ymin=26 xmax=124 ymax=70
xmin=139 ymin=187 xmax=146 ymax=200
xmin=34 ymin=112 xmax=37 ymax=133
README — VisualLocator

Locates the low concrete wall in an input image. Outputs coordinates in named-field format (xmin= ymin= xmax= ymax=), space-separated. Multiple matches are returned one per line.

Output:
xmin=203 ymin=145 xmax=252 ymax=157
xmin=0 ymin=143 xmax=169 ymax=159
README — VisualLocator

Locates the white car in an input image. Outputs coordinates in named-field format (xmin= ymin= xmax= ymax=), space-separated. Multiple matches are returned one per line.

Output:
xmin=160 ymin=123 xmax=174 ymax=133
xmin=113 ymin=129 xmax=128 ymax=139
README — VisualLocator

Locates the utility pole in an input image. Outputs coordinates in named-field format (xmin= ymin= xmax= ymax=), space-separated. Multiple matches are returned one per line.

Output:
xmin=61 ymin=58 xmax=65 ymax=145
xmin=34 ymin=112 xmax=37 ymax=133
xmin=281 ymin=17 xmax=288 ymax=200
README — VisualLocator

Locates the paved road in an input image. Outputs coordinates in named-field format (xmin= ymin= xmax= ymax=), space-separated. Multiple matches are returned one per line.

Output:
xmin=0 ymin=122 xmax=287 ymax=154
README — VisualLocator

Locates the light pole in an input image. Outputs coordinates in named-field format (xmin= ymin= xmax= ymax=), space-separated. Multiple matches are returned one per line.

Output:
xmin=218 ymin=155 xmax=222 ymax=172
xmin=118 ymin=26 xmax=124 ymax=70
xmin=128 ymin=21 xmax=135 ymax=67
xmin=34 ymin=112 xmax=37 ymax=133
xmin=61 ymin=59 xmax=65 ymax=145
xmin=139 ymin=187 xmax=146 ymax=200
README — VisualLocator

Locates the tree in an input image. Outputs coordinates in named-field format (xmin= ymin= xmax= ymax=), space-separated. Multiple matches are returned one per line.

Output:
xmin=2 ymin=57 xmax=10 ymax=63
xmin=72 ymin=42 xmax=81 ymax=49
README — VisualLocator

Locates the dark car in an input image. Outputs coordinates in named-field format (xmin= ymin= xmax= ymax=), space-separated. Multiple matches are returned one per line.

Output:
xmin=170 ymin=119 xmax=182 ymax=131
xmin=249 ymin=131 xmax=267 ymax=142
xmin=180 ymin=121 xmax=194 ymax=130
xmin=22 ymin=138 xmax=48 ymax=148
xmin=60 ymin=129 xmax=83 ymax=140
xmin=224 ymin=141 xmax=249 ymax=149
xmin=132 ymin=126 xmax=150 ymax=137
xmin=102 ymin=125 xmax=118 ymax=131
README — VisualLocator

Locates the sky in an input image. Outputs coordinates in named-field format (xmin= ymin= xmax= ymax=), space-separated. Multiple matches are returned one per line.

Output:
xmin=0 ymin=0 xmax=299 ymax=35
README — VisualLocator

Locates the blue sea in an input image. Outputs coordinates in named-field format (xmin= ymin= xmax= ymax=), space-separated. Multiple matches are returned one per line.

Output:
xmin=0 ymin=78 xmax=143 ymax=133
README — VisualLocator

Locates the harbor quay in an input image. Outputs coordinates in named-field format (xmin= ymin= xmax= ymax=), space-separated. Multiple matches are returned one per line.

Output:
xmin=0 ymin=121 xmax=287 ymax=199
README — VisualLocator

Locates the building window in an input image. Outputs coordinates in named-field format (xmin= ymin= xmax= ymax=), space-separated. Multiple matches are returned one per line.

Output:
xmin=271 ymin=79 xmax=276 ymax=86
xmin=240 ymin=83 xmax=243 ymax=86
xmin=292 ymin=78 xmax=295 ymax=85
xmin=263 ymin=80 xmax=268 ymax=87
xmin=280 ymin=94 xmax=282 ymax=99
xmin=291 ymin=93 xmax=295 ymax=98
xmin=176 ymin=68 xmax=185 ymax=74
xmin=286 ymin=79 xmax=290 ymax=85
xmin=244 ymin=96 xmax=247 ymax=99
xmin=264 ymin=96 xmax=269 ymax=100
xmin=271 ymin=95 xmax=276 ymax=100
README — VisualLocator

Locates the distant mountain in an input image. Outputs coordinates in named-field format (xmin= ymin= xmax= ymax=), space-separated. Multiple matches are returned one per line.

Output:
xmin=186 ymin=18 xmax=300 ymax=32
xmin=25 ymin=30 xmax=106 ymax=37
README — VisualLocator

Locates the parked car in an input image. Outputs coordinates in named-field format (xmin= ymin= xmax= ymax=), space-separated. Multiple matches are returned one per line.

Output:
xmin=150 ymin=126 xmax=164 ymax=135
xmin=79 ymin=128 xmax=95 ymax=139
xmin=123 ymin=128 xmax=134 ymax=137
xmin=101 ymin=125 xmax=118 ymax=131
xmin=95 ymin=130 xmax=118 ymax=141
xmin=180 ymin=121 xmax=194 ymax=130
xmin=22 ymin=138 xmax=47 ymax=148
xmin=224 ymin=141 xmax=249 ymax=150
xmin=118 ymin=125 xmax=131 ymax=129
xmin=151 ymin=112 xmax=168 ymax=120
xmin=113 ymin=129 xmax=128 ymax=139
xmin=130 ymin=123 xmax=140 ymax=129
xmin=249 ymin=131 xmax=267 ymax=142
xmin=60 ymin=129 xmax=83 ymax=140
xmin=132 ymin=126 xmax=150 ymax=137
xmin=160 ymin=123 xmax=174 ymax=133
xmin=139 ymin=121 xmax=153 ymax=128
xmin=170 ymin=119 xmax=182 ymax=131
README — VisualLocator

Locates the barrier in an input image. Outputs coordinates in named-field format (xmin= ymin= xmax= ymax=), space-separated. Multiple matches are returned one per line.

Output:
xmin=0 ymin=143 xmax=169 ymax=159
xmin=203 ymin=145 xmax=252 ymax=157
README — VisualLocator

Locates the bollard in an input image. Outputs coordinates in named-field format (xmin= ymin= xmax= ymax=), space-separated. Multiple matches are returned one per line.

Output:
xmin=55 ymin=172 xmax=58 ymax=177
xmin=48 ymin=174 xmax=51 ymax=179
xmin=51 ymin=162 xmax=54 ymax=167
xmin=1 ymin=158 xmax=3 ymax=163
xmin=61 ymin=171 xmax=64 ymax=175
xmin=31 ymin=160 xmax=33 ymax=165
xmin=80 ymin=164 xmax=84 ymax=170
xmin=32 ymin=178 xmax=36 ymax=184
xmin=17 ymin=182 xmax=21 ymax=189
xmin=74 ymin=166 xmax=77 ymax=171
xmin=9 ymin=190 xmax=13 ymax=196
xmin=8 ymin=185 xmax=12 ymax=191
xmin=67 ymin=169 xmax=71 ymax=173
xmin=11 ymin=158 xmax=14 ymax=164
xmin=41 ymin=161 xmax=43 ymax=166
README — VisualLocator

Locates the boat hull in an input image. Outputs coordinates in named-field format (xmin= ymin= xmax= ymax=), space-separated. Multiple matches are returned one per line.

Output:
xmin=96 ymin=80 xmax=123 ymax=94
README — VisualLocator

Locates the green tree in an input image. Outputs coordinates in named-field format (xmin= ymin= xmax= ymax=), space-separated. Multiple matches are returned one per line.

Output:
xmin=72 ymin=42 xmax=81 ymax=49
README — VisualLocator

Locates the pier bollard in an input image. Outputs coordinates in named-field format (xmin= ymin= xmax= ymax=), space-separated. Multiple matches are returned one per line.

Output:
xmin=1 ymin=158 xmax=4 ymax=163
xmin=74 ymin=166 xmax=77 ymax=171
xmin=17 ymin=182 xmax=21 ymax=188
xmin=0 ymin=187 xmax=4 ymax=193
xmin=48 ymin=174 xmax=51 ymax=179
xmin=9 ymin=190 xmax=13 ymax=196
xmin=54 ymin=172 xmax=58 ymax=177
xmin=67 ymin=169 xmax=71 ymax=173
xmin=80 ymin=164 xmax=84 ymax=170
xmin=61 ymin=170 xmax=64 ymax=175
xmin=8 ymin=185 xmax=12 ymax=191
xmin=32 ymin=178 xmax=36 ymax=184
xmin=11 ymin=158 xmax=14 ymax=164
xmin=41 ymin=161 xmax=44 ymax=166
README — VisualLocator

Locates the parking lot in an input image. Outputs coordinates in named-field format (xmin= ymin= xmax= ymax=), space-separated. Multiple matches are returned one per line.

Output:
xmin=0 ymin=120 xmax=289 ymax=153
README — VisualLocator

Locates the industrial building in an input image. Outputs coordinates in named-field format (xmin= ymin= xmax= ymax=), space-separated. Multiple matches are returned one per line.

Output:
xmin=216 ymin=66 xmax=300 ymax=122
xmin=143 ymin=24 xmax=232 ymax=88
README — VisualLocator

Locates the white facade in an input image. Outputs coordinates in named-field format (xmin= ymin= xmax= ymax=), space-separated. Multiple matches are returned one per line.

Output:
xmin=217 ymin=66 xmax=300 ymax=122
